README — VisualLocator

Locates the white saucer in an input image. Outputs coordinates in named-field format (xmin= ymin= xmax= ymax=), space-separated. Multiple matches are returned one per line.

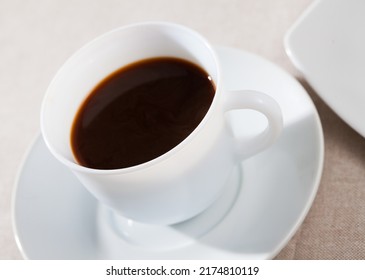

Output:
xmin=13 ymin=46 xmax=324 ymax=259
xmin=285 ymin=0 xmax=365 ymax=138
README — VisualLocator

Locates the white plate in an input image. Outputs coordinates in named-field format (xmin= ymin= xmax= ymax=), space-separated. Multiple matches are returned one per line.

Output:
xmin=13 ymin=46 xmax=324 ymax=259
xmin=285 ymin=0 xmax=365 ymax=137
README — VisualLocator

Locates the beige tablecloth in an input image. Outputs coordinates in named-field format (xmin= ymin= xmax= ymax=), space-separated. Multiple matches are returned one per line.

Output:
xmin=1 ymin=0 xmax=364 ymax=259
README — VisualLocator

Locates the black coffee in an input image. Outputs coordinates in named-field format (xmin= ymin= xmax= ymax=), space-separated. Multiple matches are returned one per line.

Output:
xmin=71 ymin=57 xmax=215 ymax=169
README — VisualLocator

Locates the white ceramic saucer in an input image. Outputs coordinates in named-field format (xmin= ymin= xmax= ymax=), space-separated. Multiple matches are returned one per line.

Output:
xmin=285 ymin=0 xmax=365 ymax=138
xmin=13 ymin=46 xmax=324 ymax=259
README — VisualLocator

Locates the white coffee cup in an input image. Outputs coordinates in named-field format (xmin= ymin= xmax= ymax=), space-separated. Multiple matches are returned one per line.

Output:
xmin=41 ymin=22 xmax=283 ymax=225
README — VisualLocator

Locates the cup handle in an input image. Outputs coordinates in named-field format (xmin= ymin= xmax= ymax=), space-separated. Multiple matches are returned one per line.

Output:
xmin=223 ymin=90 xmax=283 ymax=160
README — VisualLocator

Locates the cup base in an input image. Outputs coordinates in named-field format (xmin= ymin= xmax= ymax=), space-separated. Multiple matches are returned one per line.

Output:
xmin=99 ymin=165 xmax=242 ymax=249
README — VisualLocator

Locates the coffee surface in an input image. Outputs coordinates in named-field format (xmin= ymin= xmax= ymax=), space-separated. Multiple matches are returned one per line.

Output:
xmin=71 ymin=57 xmax=215 ymax=169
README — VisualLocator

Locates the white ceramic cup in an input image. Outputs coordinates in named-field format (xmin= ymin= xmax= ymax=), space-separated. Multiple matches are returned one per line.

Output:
xmin=41 ymin=22 xmax=283 ymax=225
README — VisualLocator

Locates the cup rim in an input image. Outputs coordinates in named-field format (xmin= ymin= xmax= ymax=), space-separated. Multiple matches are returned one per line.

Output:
xmin=40 ymin=21 xmax=222 ymax=175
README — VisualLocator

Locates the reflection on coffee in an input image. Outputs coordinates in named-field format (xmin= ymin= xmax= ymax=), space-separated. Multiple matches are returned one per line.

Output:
xmin=71 ymin=57 xmax=215 ymax=169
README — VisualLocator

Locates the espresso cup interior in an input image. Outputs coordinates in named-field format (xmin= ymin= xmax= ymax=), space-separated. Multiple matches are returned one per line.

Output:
xmin=41 ymin=23 xmax=219 ymax=168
